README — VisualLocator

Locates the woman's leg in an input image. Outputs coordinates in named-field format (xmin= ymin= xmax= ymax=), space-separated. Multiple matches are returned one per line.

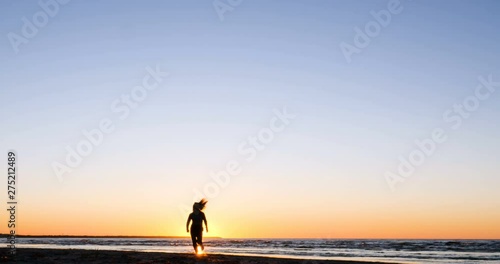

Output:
xmin=190 ymin=228 xmax=197 ymax=252
xmin=199 ymin=229 xmax=204 ymax=250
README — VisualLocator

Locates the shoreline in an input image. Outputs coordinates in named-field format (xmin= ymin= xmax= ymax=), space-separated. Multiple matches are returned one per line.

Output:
xmin=1 ymin=248 xmax=396 ymax=264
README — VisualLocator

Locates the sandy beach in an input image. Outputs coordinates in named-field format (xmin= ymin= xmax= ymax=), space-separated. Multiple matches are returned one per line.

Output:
xmin=0 ymin=249 xmax=393 ymax=264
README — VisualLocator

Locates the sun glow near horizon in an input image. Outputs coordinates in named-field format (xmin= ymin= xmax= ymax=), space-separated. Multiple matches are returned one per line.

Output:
xmin=11 ymin=188 xmax=500 ymax=239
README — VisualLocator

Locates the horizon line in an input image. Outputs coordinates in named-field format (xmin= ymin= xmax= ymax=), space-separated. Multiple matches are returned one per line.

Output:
xmin=3 ymin=234 xmax=499 ymax=240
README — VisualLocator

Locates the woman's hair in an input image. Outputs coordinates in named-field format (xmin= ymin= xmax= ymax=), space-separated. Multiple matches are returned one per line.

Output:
xmin=193 ymin=198 xmax=208 ymax=211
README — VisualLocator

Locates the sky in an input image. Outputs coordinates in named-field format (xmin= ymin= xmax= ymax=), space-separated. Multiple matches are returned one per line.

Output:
xmin=0 ymin=0 xmax=499 ymax=239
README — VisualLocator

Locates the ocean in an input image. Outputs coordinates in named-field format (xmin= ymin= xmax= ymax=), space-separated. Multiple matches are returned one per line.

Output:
xmin=17 ymin=238 xmax=500 ymax=263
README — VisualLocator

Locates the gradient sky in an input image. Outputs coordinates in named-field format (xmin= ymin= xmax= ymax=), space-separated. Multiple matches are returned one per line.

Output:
xmin=1 ymin=0 xmax=499 ymax=239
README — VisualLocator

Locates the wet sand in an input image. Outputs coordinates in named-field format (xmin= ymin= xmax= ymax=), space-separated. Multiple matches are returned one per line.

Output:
xmin=0 ymin=248 xmax=394 ymax=263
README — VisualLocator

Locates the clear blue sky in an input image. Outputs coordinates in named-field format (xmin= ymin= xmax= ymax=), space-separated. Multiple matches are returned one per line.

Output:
xmin=0 ymin=0 xmax=499 ymax=238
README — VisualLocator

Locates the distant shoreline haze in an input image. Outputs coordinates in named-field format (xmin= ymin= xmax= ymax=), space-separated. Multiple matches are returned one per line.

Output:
xmin=3 ymin=234 xmax=498 ymax=240
xmin=0 ymin=234 xmax=221 ymax=239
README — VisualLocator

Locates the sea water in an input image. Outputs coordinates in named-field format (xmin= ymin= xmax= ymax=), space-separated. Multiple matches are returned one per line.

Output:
xmin=17 ymin=238 xmax=500 ymax=263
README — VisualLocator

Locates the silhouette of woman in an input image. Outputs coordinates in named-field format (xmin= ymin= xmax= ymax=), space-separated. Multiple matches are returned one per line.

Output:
xmin=186 ymin=199 xmax=208 ymax=253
